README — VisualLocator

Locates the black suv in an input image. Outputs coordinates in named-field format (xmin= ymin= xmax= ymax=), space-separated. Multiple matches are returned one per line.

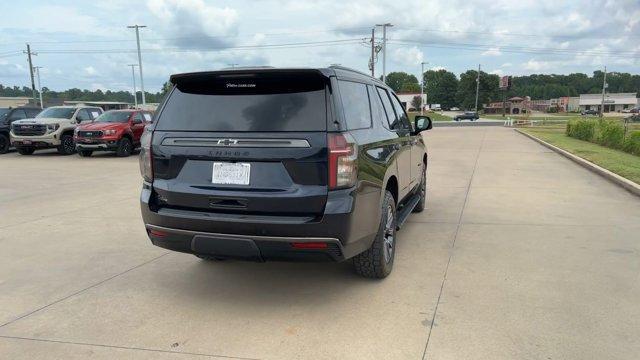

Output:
xmin=139 ymin=66 xmax=432 ymax=278
xmin=0 ymin=106 xmax=41 ymax=153
xmin=453 ymin=111 xmax=479 ymax=121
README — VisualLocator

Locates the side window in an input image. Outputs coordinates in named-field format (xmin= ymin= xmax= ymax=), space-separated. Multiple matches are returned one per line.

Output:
xmin=8 ymin=109 xmax=27 ymax=121
xmin=89 ymin=108 xmax=102 ymax=119
xmin=26 ymin=109 xmax=41 ymax=117
xmin=376 ymin=87 xmax=400 ymax=130
xmin=133 ymin=113 xmax=143 ymax=124
xmin=338 ymin=80 xmax=372 ymax=130
xmin=338 ymin=80 xmax=371 ymax=130
xmin=389 ymin=94 xmax=411 ymax=130
xmin=367 ymin=85 xmax=388 ymax=127
xmin=75 ymin=109 xmax=89 ymax=122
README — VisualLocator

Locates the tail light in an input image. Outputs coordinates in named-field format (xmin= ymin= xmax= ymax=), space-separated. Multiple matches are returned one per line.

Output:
xmin=139 ymin=128 xmax=153 ymax=182
xmin=328 ymin=133 xmax=358 ymax=189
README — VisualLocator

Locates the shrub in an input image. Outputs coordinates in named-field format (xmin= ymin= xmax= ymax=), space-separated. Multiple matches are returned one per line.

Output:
xmin=566 ymin=119 xmax=596 ymax=141
xmin=623 ymin=131 xmax=640 ymax=156
xmin=595 ymin=119 xmax=625 ymax=149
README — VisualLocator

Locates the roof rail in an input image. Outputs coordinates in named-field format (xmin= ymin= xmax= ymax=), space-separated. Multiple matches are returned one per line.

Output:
xmin=329 ymin=65 xmax=383 ymax=83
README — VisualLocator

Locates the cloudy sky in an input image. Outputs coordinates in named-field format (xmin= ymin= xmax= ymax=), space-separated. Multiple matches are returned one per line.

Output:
xmin=1 ymin=0 xmax=638 ymax=93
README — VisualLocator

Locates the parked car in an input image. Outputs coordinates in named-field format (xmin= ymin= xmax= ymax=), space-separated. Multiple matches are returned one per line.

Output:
xmin=626 ymin=114 xmax=640 ymax=122
xmin=139 ymin=66 xmax=432 ymax=278
xmin=75 ymin=110 xmax=152 ymax=157
xmin=0 ymin=106 xmax=41 ymax=153
xmin=581 ymin=109 xmax=598 ymax=116
xmin=454 ymin=111 xmax=479 ymax=121
xmin=450 ymin=107 xmax=460 ymax=111
xmin=11 ymin=106 xmax=103 ymax=155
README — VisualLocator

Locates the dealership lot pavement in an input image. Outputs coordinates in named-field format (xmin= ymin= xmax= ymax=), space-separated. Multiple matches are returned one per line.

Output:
xmin=1 ymin=127 xmax=639 ymax=359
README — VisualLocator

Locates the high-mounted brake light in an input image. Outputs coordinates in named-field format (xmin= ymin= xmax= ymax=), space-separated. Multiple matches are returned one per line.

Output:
xmin=328 ymin=133 xmax=358 ymax=190
xmin=139 ymin=128 xmax=153 ymax=182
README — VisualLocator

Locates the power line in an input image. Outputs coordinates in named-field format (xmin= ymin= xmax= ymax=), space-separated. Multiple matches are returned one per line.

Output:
xmin=32 ymin=39 xmax=368 ymax=54
xmin=388 ymin=39 xmax=640 ymax=58
xmin=395 ymin=26 xmax=640 ymax=40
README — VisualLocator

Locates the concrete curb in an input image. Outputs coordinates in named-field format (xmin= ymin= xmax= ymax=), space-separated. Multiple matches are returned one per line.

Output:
xmin=434 ymin=121 xmax=504 ymax=127
xmin=515 ymin=128 xmax=640 ymax=197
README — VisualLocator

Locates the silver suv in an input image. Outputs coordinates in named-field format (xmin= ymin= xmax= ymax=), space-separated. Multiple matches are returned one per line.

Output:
xmin=11 ymin=106 xmax=103 ymax=155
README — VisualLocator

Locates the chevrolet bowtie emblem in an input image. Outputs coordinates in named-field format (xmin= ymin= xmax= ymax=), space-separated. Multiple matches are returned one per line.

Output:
xmin=217 ymin=139 xmax=238 ymax=146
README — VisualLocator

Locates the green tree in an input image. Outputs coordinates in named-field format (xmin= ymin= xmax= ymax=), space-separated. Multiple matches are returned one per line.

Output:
xmin=410 ymin=95 xmax=422 ymax=110
xmin=456 ymin=70 xmax=499 ymax=110
xmin=383 ymin=72 xmax=419 ymax=93
xmin=423 ymin=69 xmax=459 ymax=109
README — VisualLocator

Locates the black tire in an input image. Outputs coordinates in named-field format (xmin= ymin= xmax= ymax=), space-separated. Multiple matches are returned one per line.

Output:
xmin=195 ymin=254 xmax=227 ymax=261
xmin=353 ymin=191 xmax=396 ymax=279
xmin=17 ymin=147 xmax=35 ymax=155
xmin=78 ymin=150 xmax=93 ymax=157
xmin=0 ymin=133 xmax=9 ymax=154
xmin=116 ymin=137 xmax=132 ymax=157
xmin=57 ymin=134 xmax=76 ymax=155
xmin=413 ymin=165 xmax=427 ymax=213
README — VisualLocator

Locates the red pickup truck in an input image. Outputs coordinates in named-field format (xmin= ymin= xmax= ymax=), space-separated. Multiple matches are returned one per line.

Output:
xmin=74 ymin=110 xmax=152 ymax=157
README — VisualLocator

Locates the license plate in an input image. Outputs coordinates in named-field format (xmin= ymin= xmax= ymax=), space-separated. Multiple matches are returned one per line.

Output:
xmin=22 ymin=140 xmax=32 ymax=145
xmin=212 ymin=162 xmax=250 ymax=185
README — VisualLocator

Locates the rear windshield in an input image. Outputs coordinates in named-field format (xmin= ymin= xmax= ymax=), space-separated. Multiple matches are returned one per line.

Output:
xmin=156 ymin=72 xmax=327 ymax=132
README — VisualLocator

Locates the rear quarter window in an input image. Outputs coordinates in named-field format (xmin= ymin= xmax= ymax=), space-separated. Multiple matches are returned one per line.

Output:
xmin=338 ymin=80 xmax=372 ymax=130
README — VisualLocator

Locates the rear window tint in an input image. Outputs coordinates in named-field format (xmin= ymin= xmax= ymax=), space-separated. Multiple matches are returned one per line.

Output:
xmin=156 ymin=72 xmax=327 ymax=132
xmin=338 ymin=80 xmax=371 ymax=130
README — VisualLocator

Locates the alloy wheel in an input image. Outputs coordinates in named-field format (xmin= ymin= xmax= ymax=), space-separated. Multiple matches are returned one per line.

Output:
xmin=383 ymin=204 xmax=395 ymax=263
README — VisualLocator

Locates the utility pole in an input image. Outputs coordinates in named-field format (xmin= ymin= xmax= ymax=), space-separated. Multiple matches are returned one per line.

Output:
xmin=420 ymin=61 xmax=426 ymax=115
xmin=474 ymin=64 xmax=481 ymax=112
xmin=33 ymin=66 xmax=43 ymax=108
xmin=376 ymin=23 xmax=393 ymax=83
xmin=600 ymin=66 xmax=607 ymax=118
xmin=370 ymin=28 xmax=375 ymax=77
xmin=127 ymin=25 xmax=147 ymax=105
xmin=128 ymin=64 xmax=138 ymax=108
xmin=24 ymin=44 xmax=37 ymax=105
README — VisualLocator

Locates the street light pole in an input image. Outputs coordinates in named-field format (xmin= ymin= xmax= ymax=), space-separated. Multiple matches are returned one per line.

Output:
xmin=127 ymin=25 xmax=147 ymax=106
xmin=420 ymin=61 xmax=426 ymax=115
xmin=600 ymin=66 xmax=607 ymax=118
xmin=128 ymin=64 xmax=138 ymax=108
xmin=376 ymin=23 xmax=393 ymax=83
xmin=474 ymin=64 xmax=481 ymax=112
xmin=33 ymin=66 xmax=43 ymax=108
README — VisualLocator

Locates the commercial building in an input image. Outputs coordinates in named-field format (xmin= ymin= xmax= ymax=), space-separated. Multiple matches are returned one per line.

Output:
xmin=396 ymin=92 xmax=426 ymax=111
xmin=0 ymin=96 xmax=31 ymax=108
xmin=579 ymin=93 xmax=638 ymax=113
xmin=63 ymin=100 xmax=131 ymax=111
xmin=483 ymin=96 xmax=532 ymax=114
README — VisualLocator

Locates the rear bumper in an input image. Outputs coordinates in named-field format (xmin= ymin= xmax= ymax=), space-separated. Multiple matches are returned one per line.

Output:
xmin=146 ymin=224 xmax=345 ymax=262
xmin=75 ymin=138 xmax=119 ymax=151
xmin=140 ymin=184 xmax=378 ymax=262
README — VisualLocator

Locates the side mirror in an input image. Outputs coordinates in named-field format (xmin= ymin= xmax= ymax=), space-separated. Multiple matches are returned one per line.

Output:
xmin=414 ymin=116 xmax=432 ymax=134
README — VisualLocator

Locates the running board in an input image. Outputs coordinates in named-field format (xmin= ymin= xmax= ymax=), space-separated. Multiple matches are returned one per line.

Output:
xmin=395 ymin=193 xmax=420 ymax=230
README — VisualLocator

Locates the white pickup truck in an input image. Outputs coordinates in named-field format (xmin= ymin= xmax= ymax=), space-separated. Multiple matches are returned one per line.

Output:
xmin=10 ymin=106 xmax=103 ymax=155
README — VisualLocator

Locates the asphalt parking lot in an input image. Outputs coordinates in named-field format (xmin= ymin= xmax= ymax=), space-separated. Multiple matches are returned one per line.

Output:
xmin=1 ymin=127 xmax=639 ymax=359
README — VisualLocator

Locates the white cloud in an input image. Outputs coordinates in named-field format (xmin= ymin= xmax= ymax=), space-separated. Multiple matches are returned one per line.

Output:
xmin=490 ymin=69 xmax=504 ymax=76
xmin=392 ymin=46 xmax=424 ymax=67
xmin=482 ymin=47 xmax=502 ymax=56
xmin=83 ymin=66 xmax=97 ymax=76
xmin=501 ymin=62 xmax=513 ymax=68
xmin=522 ymin=59 xmax=551 ymax=71
xmin=430 ymin=66 xmax=447 ymax=71
xmin=146 ymin=0 xmax=239 ymax=49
